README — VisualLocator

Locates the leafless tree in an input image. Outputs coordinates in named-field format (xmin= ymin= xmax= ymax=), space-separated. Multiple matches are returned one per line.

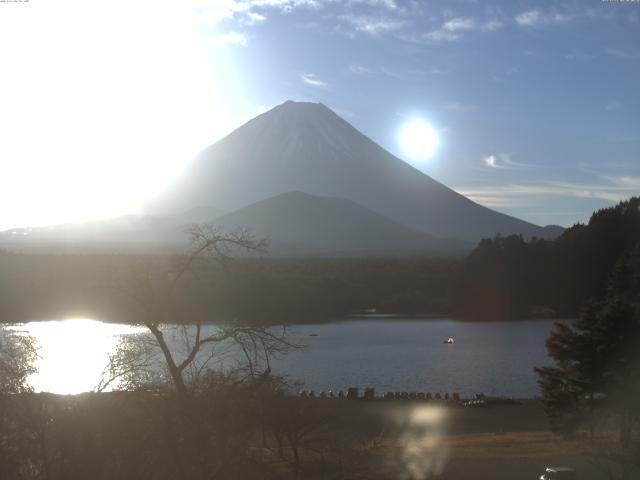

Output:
xmin=107 ymin=224 xmax=296 ymax=399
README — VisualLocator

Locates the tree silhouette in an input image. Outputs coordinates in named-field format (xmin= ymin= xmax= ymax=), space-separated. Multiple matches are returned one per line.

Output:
xmin=535 ymin=244 xmax=640 ymax=445
xmin=455 ymin=197 xmax=640 ymax=320
xmin=108 ymin=224 xmax=294 ymax=399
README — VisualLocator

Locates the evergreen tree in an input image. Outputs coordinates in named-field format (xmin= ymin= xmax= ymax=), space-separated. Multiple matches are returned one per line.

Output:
xmin=535 ymin=244 xmax=640 ymax=445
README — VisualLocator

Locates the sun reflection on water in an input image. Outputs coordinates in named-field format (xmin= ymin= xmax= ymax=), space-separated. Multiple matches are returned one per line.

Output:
xmin=12 ymin=319 xmax=143 ymax=395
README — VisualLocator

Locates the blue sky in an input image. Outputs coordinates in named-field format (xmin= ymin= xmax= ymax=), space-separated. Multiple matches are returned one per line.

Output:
xmin=0 ymin=0 xmax=638 ymax=230
xmin=201 ymin=0 xmax=640 ymax=227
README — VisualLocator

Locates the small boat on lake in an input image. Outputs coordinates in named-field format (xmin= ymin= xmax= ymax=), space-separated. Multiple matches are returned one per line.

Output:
xmin=444 ymin=337 xmax=454 ymax=344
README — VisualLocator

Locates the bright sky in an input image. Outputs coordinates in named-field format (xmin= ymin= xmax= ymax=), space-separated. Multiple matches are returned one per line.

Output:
xmin=1 ymin=0 xmax=639 ymax=230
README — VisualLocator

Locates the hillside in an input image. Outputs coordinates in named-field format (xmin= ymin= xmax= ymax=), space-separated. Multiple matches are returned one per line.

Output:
xmin=213 ymin=191 xmax=470 ymax=256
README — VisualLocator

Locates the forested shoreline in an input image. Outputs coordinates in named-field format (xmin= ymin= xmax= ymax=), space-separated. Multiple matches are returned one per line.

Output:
xmin=2 ymin=197 xmax=639 ymax=325
xmin=453 ymin=197 xmax=640 ymax=320
xmin=0 ymin=253 xmax=458 ymax=325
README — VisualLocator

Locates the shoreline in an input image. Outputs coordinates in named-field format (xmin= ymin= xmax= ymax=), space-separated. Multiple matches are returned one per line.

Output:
xmin=2 ymin=313 xmax=574 ymax=326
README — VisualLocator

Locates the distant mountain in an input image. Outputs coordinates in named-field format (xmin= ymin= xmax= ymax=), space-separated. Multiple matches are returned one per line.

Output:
xmin=0 ymin=215 xmax=186 ymax=251
xmin=165 ymin=205 xmax=223 ymax=224
xmin=0 ymin=205 xmax=224 ymax=251
xmin=539 ymin=224 xmax=566 ymax=239
xmin=148 ymin=100 xmax=561 ymax=242
xmin=0 ymin=195 xmax=468 ymax=256
xmin=213 ymin=191 xmax=471 ymax=256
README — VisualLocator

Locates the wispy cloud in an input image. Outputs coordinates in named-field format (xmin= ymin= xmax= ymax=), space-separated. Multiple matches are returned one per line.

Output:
xmin=455 ymin=176 xmax=640 ymax=208
xmin=426 ymin=16 xmax=503 ymax=43
xmin=338 ymin=14 xmax=407 ymax=35
xmin=482 ymin=153 xmax=534 ymax=170
xmin=515 ymin=10 xmax=542 ymax=27
xmin=241 ymin=11 xmax=267 ymax=26
xmin=579 ymin=161 xmax=640 ymax=172
xmin=425 ymin=30 xmax=460 ymax=43
xmin=605 ymin=48 xmax=640 ymax=59
xmin=209 ymin=31 xmax=248 ymax=46
xmin=251 ymin=0 xmax=323 ymax=12
xmin=565 ymin=51 xmax=595 ymax=61
xmin=300 ymin=72 xmax=328 ymax=88
xmin=193 ymin=0 xmax=323 ymax=26
xmin=348 ymin=0 xmax=398 ymax=10
xmin=515 ymin=9 xmax=574 ymax=27
xmin=442 ymin=17 xmax=477 ymax=32
xmin=605 ymin=175 xmax=640 ymax=189
xmin=379 ymin=66 xmax=432 ymax=79
xmin=349 ymin=64 xmax=372 ymax=75
xmin=481 ymin=20 xmax=503 ymax=32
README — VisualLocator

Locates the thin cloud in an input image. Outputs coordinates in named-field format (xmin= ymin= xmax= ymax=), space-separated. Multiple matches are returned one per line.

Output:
xmin=442 ymin=17 xmax=477 ymax=32
xmin=348 ymin=0 xmax=398 ymax=10
xmin=483 ymin=154 xmax=500 ymax=168
xmin=515 ymin=9 xmax=574 ymax=27
xmin=241 ymin=11 xmax=267 ymax=26
xmin=193 ymin=0 xmax=322 ymax=26
xmin=515 ymin=10 xmax=542 ymax=27
xmin=481 ymin=20 xmax=503 ymax=32
xmin=605 ymin=48 xmax=640 ymax=59
xmin=565 ymin=51 xmax=595 ymax=61
xmin=300 ymin=72 xmax=328 ymax=88
xmin=349 ymin=64 xmax=372 ymax=75
xmin=579 ymin=161 xmax=640 ymax=172
xmin=253 ymin=0 xmax=323 ymax=11
xmin=379 ymin=66 xmax=430 ymax=79
xmin=455 ymin=177 xmax=640 ymax=207
xmin=425 ymin=30 xmax=460 ymax=43
xmin=338 ymin=14 xmax=407 ymax=34
xmin=426 ymin=16 xmax=502 ymax=43
xmin=482 ymin=153 xmax=534 ymax=170
xmin=605 ymin=176 xmax=640 ymax=189
xmin=209 ymin=31 xmax=248 ymax=46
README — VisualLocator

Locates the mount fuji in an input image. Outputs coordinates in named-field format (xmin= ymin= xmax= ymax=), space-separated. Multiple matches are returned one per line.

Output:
xmin=148 ymin=100 xmax=561 ymax=242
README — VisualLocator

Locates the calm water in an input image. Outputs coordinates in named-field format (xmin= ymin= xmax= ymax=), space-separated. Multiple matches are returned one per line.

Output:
xmin=277 ymin=318 xmax=558 ymax=397
xmin=12 ymin=317 xmax=561 ymax=397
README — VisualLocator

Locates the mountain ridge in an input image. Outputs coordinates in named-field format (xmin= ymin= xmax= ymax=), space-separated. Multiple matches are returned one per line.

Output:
xmin=148 ymin=100 xmax=561 ymax=241
xmin=212 ymin=190 xmax=471 ymax=256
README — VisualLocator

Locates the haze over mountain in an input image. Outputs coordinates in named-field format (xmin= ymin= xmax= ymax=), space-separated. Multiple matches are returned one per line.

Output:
xmin=1 ymin=101 xmax=562 ymax=256
xmin=0 ymin=215 xmax=190 ymax=253
xmin=214 ymin=191 xmax=470 ymax=256
xmin=0 ymin=192 xmax=470 ymax=256
xmin=148 ymin=101 xmax=563 ymax=242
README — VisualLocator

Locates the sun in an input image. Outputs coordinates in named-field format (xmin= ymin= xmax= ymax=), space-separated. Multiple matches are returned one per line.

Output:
xmin=398 ymin=118 xmax=440 ymax=161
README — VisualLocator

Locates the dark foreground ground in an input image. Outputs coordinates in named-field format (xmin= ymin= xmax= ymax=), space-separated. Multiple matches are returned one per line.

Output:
xmin=2 ymin=393 xmax=637 ymax=480
xmin=288 ymin=399 xmax=638 ymax=480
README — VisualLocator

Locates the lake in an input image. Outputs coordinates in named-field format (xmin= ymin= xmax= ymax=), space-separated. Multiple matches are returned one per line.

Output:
xmin=11 ymin=317 xmax=562 ymax=397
